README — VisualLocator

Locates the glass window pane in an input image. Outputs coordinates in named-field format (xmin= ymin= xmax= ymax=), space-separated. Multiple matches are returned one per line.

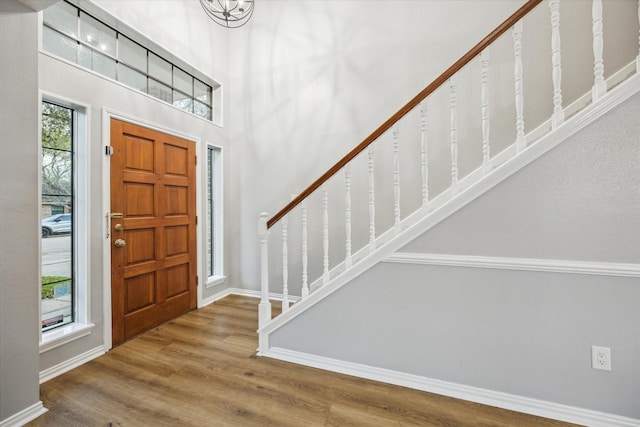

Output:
xmin=43 ymin=1 xmax=77 ymax=38
xmin=117 ymin=64 xmax=147 ymax=92
xmin=79 ymin=45 xmax=116 ymax=79
xmin=173 ymin=67 xmax=193 ymax=96
xmin=118 ymin=35 xmax=146 ymax=71
xmin=148 ymin=79 xmax=172 ymax=103
xmin=194 ymin=79 xmax=212 ymax=106
xmin=41 ymin=275 xmax=73 ymax=331
xmin=79 ymin=12 xmax=116 ymax=57
xmin=41 ymin=205 xmax=73 ymax=330
xmin=149 ymin=53 xmax=172 ymax=85
xmin=173 ymin=90 xmax=192 ymax=113
xmin=42 ymin=149 xmax=72 ymax=197
xmin=42 ymin=102 xmax=72 ymax=150
xmin=194 ymin=101 xmax=212 ymax=120
xmin=42 ymin=27 xmax=78 ymax=63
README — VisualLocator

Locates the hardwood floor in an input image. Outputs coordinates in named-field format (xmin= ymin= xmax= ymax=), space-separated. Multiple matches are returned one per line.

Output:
xmin=29 ymin=295 xmax=577 ymax=426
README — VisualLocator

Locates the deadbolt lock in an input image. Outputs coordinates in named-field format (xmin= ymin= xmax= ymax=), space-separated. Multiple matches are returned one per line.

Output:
xmin=114 ymin=224 xmax=123 ymax=231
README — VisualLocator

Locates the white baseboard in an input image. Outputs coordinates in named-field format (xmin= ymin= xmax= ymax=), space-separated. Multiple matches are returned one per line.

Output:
xmin=0 ymin=401 xmax=47 ymax=427
xmin=39 ymin=345 xmax=105 ymax=384
xmin=385 ymin=253 xmax=640 ymax=278
xmin=265 ymin=347 xmax=640 ymax=427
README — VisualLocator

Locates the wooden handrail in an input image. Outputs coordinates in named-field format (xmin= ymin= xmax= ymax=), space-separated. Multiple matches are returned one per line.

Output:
xmin=267 ymin=0 xmax=543 ymax=229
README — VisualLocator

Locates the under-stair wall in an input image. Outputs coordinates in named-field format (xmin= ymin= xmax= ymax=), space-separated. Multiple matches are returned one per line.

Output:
xmin=268 ymin=92 xmax=640 ymax=424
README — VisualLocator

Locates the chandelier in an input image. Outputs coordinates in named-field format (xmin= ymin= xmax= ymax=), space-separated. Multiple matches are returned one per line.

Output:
xmin=199 ymin=0 xmax=255 ymax=28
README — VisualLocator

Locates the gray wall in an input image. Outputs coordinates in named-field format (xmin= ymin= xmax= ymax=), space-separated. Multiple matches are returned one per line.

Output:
xmin=0 ymin=1 xmax=41 ymax=422
xmin=402 ymin=93 xmax=640 ymax=263
xmin=271 ymin=262 xmax=640 ymax=417
xmin=270 ymin=94 xmax=640 ymax=418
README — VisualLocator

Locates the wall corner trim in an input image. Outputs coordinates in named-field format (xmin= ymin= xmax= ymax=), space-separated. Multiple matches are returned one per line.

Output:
xmin=0 ymin=402 xmax=47 ymax=427
xmin=264 ymin=347 xmax=640 ymax=427
xmin=384 ymin=253 xmax=640 ymax=278
xmin=201 ymin=287 xmax=301 ymax=309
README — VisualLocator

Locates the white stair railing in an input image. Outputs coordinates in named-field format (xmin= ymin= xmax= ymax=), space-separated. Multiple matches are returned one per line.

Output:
xmin=301 ymin=202 xmax=309 ymax=298
xmin=550 ymin=0 xmax=565 ymax=129
xmin=449 ymin=77 xmax=459 ymax=196
xmin=480 ymin=51 xmax=491 ymax=176
xmin=513 ymin=19 xmax=526 ymax=152
xmin=368 ymin=144 xmax=376 ymax=253
xmin=257 ymin=0 xmax=639 ymax=335
xmin=592 ymin=0 xmax=606 ymax=101
xmin=419 ymin=102 xmax=429 ymax=208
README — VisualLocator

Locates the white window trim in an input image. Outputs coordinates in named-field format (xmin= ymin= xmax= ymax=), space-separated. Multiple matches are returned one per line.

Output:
xmin=39 ymin=92 xmax=94 ymax=353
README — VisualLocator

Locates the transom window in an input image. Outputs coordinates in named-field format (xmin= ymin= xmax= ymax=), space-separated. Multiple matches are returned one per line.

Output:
xmin=42 ymin=1 xmax=218 ymax=122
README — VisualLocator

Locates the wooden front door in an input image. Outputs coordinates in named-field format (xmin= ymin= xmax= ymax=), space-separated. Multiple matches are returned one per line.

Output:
xmin=110 ymin=119 xmax=197 ymax=346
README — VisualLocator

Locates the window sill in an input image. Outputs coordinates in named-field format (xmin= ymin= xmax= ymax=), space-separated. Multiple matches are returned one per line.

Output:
xmin=206 ymin=275 xmax=226 ymax=289
xmin=40 ymin=322 xmax=95 ymax=354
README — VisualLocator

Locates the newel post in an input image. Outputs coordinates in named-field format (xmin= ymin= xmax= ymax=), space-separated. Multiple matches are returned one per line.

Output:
xmin=258 ymin=213 xmax=271 ymax=342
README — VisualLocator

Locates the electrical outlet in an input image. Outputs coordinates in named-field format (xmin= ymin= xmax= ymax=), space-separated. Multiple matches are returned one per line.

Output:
xmin=591 ymin=346 xmax=612 ymax=371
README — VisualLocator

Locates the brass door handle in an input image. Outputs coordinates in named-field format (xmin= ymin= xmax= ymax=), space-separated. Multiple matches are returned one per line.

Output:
xmin=114 ymin=238 xmax=127 ymax=248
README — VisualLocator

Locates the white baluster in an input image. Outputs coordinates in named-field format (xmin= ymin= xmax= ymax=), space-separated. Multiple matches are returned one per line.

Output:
xmin=481 ymin=50 xmax=491 ymax=174
xmin=419 ymin=102 xmax=429 ymax=209
xmin=344 ymin=164 xmax=352 ymax=269
xmin=258 ymin=213 xmax=271 ymax=352
xmin=449 ymin=77 xmax=459 ymax=195
xmin=637 ymin=0 xmax=640 ymax=72
xmin=301 ymin=202 xmax=309 ymax=298
xmin=368 ymin=145 xmax=376 ymax=252
xmin=592 ymin=0 xmax=607 ymax=101
xmin=392 ymin=124 xmax=401 ymax=233
xmin=513 ymin=20 xmax=526 ymax=152
xmin=550 ymin=0 xmax=565 ymax=128
xmin=322 ymin=189 xmax=329 ymax=285
xmin=281 ymin=215 xmax=289 ymax=312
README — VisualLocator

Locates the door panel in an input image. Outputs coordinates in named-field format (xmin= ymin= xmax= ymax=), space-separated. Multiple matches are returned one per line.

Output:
xmin=111 ymin=118 xmax=197 ymax=346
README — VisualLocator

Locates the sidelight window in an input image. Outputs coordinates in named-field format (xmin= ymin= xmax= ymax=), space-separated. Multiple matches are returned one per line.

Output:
xmin=41 ymin=101 xmax=75 ymax=331
xmin=207 ymin=145 xmax=223 ymax=279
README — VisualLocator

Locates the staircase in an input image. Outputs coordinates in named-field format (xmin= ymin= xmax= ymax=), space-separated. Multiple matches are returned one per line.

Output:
xmin=255 ymin=1 xmax=640 ymax=424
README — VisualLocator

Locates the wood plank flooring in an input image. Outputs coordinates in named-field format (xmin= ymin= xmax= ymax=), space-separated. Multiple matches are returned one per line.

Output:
xmin=29 ymin=295 xmax=578 ymax=426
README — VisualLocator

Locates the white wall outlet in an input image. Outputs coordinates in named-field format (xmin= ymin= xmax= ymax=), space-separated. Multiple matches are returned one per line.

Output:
xmin=591 ymin=345 xmax=612 ymax=371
